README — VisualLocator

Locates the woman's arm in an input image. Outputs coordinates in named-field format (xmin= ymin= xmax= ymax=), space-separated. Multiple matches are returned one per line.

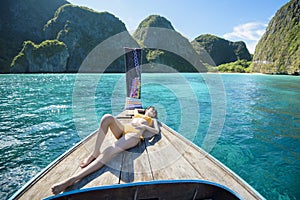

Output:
xmin=138 ymin=119 xmax=160 ymax=138
xmin=146 ymin=119 xmax=160 ymax=134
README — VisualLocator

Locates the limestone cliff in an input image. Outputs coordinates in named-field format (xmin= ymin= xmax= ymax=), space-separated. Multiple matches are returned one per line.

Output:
xmin=0 ymin=0 xmax=69 ymax=73
xmin=133 ymin=15 xmax=206 ymax=72
xmin=11 ymin=40 xmax=69 ymax=73
xmin=252 ymin=0 xmax=299 ymax=74
xmin=44 ymin=4 xmax=129 ymax=72
xmin=191 ymin=34 xmax=252 ymax=66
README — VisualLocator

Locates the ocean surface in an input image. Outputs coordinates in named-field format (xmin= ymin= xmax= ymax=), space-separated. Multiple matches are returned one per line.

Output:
xmin=0 ymin=73 xmax=299 ymax=199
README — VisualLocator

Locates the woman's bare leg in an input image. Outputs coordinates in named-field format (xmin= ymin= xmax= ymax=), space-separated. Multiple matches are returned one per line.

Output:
xmin=52 ymin=133 xmax=140 ymax=195
xmin=80 ymin=114 xmax=124 ymax=168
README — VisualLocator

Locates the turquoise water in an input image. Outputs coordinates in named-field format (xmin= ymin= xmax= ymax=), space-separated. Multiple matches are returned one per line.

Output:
xmin=0 ymin=73 xmax=299 ymax=199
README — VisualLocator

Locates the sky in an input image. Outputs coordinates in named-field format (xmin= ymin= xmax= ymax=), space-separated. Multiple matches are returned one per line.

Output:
xmin=67 ymin=0 xmax=290 ymax=53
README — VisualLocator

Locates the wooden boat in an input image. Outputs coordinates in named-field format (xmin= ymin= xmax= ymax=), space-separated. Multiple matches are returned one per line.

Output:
xmin=9 ymin=48 xmax=264 ymax=200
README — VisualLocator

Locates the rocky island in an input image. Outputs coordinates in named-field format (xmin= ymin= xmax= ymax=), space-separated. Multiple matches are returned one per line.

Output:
xmin=1 ymin=0 xmax=299 ymax=74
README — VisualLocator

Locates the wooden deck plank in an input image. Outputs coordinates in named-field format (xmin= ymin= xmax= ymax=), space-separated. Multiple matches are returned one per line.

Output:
xmin=18 ymin=127 xmax=123 ymax=200
xmin=68 ymin=154 xmax=123 ymax=191
xmin=19 ymin=141 xmax=90 ymax=200
xmin=119 ymin=141 xmax=153 ymax=183
xmin=146 ymin=127 xmax=203 ymax=181
xmin=68 ymin=129 xmax=123 ymax=190
xmin=161 ymin=124 xmax=262 ymax=200
xmin=161 ymin=125 xmax=227 ymax=182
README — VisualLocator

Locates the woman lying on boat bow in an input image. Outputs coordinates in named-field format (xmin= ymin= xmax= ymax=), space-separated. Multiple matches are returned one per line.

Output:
xmin=51 ymin=106 xmax=160 ymax=195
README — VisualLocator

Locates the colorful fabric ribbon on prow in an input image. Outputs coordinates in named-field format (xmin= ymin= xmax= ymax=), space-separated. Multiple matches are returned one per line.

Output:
xmin=124 ymin=48 xmax=143 ymax=110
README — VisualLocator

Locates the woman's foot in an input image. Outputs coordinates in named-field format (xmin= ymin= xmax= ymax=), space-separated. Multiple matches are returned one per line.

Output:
xmin=80 ymin=154 xmax=96 ymax=168
xmin=51 ymin=178 xmax=75 ymax=195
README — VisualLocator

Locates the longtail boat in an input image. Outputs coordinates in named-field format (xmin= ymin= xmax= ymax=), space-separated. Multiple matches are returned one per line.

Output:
xmin=10 ymin=48 xmax=264 ymax=200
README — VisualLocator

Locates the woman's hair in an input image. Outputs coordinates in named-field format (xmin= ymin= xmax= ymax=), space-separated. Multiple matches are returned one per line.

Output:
xmin=145 ymin=106 xmax=158 ymax=118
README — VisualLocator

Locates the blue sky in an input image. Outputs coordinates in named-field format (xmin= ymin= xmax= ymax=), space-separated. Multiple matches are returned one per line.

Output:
xmin=68 ymin=0 xmax=290 ymax=53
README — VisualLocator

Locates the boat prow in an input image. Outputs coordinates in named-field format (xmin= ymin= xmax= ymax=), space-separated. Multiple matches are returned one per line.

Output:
xmin=10 ymin=110 xmax=264 ymax=200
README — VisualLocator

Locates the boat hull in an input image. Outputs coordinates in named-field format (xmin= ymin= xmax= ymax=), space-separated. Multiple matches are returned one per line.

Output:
xmin=44 ymin=180 xmax=242 ymax=200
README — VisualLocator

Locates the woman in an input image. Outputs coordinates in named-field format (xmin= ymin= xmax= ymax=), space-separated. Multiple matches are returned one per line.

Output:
xmin=51 ymin=106 xmax=160 ymax=195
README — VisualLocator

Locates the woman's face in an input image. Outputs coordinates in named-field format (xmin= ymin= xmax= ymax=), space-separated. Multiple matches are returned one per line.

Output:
xmin=145 ymin=107 xmax=157 ymax=118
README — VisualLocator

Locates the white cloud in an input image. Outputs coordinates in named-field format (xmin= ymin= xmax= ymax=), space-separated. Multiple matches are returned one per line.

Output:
xmin=223 ymin=22 xmax=267 ymax=53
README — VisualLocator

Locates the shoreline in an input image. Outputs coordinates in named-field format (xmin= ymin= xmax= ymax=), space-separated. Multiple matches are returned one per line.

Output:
xmin=2 ymin=72 xmax=299 ymax=76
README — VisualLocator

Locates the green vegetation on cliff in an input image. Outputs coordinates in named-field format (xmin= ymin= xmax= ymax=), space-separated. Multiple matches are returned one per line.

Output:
xmin=135 ymin=14 xmax=174 ymax=30
xmin=217 ymin=60 xmax=252 ymax=73
xmin=253 ymin=0 xmax=299 ymax=74
xmin=11 ymin=40 xmax=69 ymax=73
xmin=143 ymin=49 xmax=199 ymax=72
xmin=4 ymin=1 xmax=298 ymax=74
xmin=9 ymin=4 xmax=134 ymax=73
xmin=192 ymin=34 xmax=252 ymax=66
xmin=44 ymin=4 xmax=129 ymax=72
xmin=133 ymin=15 xmax=200 ymax=72
xmin=0 ymin=0 xmax=69 ymax=73
xmin=133 ymin=15 xmax=175 ymax=45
